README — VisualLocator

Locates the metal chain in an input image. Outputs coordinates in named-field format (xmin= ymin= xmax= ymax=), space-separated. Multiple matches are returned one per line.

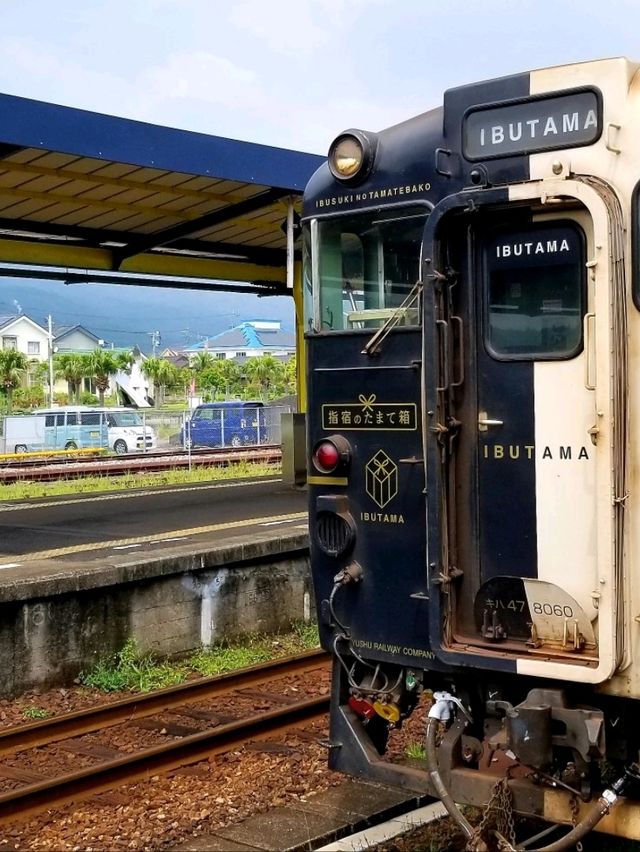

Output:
xmin=466 ymin=776 xmax=516 ymax=851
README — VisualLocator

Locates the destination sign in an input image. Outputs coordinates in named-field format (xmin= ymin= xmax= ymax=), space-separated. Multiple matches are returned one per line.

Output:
xmin=463 ymin=90 xmax=600 ymax=159
xmin=488 ymin=224 xmax=582 ymax=268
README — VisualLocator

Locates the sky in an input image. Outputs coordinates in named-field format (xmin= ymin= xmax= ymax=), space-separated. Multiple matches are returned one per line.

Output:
xmin=0 ymin=0 xmax=638 ymax=347
xmin=1 ymin=0 xmax=639 ymax=156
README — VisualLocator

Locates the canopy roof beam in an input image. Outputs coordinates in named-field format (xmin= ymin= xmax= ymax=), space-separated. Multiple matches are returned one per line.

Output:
xmin=111 ymin=187 xmax=290 ymax=269
xmin=0 ymin=215 xmax=289 ymax=266
xmin=0 ymin=264 xmax=287 ymax=295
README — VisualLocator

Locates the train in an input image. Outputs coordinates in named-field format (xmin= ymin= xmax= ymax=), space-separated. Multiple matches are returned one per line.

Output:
xmin=301 ymin=57 xmax=640 ymax=849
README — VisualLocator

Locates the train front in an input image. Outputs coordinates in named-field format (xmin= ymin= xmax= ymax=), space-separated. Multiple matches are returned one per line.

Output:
xmin=301 ymin=57 xmax=640 ymax=849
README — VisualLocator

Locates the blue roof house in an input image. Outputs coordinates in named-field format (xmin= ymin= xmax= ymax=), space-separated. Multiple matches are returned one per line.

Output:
xmin=186 ymin=320 xmax=295 ymax=363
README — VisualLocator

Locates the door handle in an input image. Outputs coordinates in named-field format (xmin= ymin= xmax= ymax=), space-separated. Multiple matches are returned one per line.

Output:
xmin=436 ymin=319 xmax=450 ymax=392
xmin=478 ymin=413 xmax=503 ymax=432
xmin=584 ymin=312 xmax=596 ymax=390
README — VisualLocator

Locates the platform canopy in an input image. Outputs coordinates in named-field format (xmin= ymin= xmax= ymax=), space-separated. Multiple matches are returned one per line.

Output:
xmin=0 ymin=94 xmax=324 ymax=294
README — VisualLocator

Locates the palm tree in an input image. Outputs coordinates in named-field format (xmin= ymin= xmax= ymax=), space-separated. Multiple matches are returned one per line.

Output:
xmin=244 ymin=355 xmax=285 ymax=402
xmin=190 ymin=351 xmax=215 ymax=374
xmin=141 ymin=357 xmax=177 ymax=407
xmin=87 ymin=348 xmax=120 ymax=405
xmin=115 ymin=350 xmax=135 ymax=373
xmin=189 ymin=350 xmax=215 ymax=399
xmin=0 ymin=349 xmax=28 ymax=412
xmin=54 ymin=353 xmax=89 ymax=404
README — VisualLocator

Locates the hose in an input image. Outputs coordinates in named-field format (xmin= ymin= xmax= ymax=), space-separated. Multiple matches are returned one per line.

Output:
xmin=525 ymin=793 xmax=615 ymax=851
xmin=425 ymin=715 xmax=475 ymax=841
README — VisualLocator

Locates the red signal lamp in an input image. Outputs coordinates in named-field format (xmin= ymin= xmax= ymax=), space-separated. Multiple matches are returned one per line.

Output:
xmin=312 ymin=435 xmax=351 ymax=474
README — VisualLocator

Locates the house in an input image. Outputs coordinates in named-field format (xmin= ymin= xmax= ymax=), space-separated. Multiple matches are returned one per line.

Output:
xmin=160 ymin=348 xmax=190 ymax=369
xmin=51 ymin=325 xmax=151 ymax=405
xmin=53 ymin=324 xmax=103 ymax=354
xmin=0 ymin=315 xmax=50 ymax=392
xmin=185 ymin=320 xmax=295 ymax=362
xmin=0 ymin=313 xmax=150 ymax=405
xmin=0 ymin=314 xmax=50 ymax=361
xmin=52 ymin=324 xmax=107 ymax=398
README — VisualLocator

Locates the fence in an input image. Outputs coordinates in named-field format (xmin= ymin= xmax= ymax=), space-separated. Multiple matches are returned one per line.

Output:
xmin=1 ymin=404 xmax=292 ymax=455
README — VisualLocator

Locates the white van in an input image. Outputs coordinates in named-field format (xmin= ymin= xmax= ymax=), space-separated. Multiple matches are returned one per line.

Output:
xmin=100 ymin=408 xmax=156 ymax=454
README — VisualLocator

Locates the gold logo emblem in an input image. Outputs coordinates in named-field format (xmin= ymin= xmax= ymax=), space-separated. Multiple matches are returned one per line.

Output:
xmin=366 ymin=450 xmax=398 ymax=508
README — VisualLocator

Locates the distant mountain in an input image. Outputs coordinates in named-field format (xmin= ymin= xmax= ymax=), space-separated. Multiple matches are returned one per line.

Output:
xmin=0 ymin=278 xmax=296 ymax=353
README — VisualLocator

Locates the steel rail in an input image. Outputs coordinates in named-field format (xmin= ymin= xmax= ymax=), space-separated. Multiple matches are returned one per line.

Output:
xmin=0 ymin=445 xmax=282 ymax=482
xmin=0 ymin=446 xmax=276 ymax=467
xmin=0 ymin=649 xmax=328 ymax=756
xmin=0 ymin=695 xmax=329 ymax=823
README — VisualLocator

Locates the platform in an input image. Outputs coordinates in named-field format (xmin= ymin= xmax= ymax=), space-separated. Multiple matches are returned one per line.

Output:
xmin=173 ymin=779 xmax=442 ymax=852
xmin=0 ymin=524 xmax=311 ymax=696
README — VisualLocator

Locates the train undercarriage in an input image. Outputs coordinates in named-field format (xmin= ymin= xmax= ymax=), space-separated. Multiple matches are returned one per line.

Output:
xmin=327 ymin=656 xmax=640 ymax=850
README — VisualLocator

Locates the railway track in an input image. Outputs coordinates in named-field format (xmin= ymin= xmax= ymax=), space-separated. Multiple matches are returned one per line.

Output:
xmin=0 ymin=445 xmax=281 ymax=482
xmin=0 ymin=649 xmax=329 ymax=823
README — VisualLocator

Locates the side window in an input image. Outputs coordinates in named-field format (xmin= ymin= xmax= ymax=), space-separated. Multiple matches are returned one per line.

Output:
xmin=45 ymin=415 xmax=55 ymax=427
xmin=56 ymin=414 xmax=65 ymax=426
xmin=67 ymin=413 xmax=78 ymax=426
xmin=81 ymin=412 xmax=100 ymax=426
xmin=483 ymin=223 xmax=585 ymax=360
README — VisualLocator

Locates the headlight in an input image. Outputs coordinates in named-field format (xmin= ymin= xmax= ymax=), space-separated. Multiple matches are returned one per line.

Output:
xmin=328 ymin=129 xmax=377 ymax=183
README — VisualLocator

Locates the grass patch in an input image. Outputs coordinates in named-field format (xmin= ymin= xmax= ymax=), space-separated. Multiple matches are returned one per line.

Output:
xmin=81 ymin=622 xmax=320 ymax=694
xmin=22 ymin=706 xmax=52 ymax=720
xmin=405 ymin=741 xmax=426 ymax=760
xmin=81 ymin=639 xmax=188 ymax=693
xmin=0 ymin=461 xmax=280 ymax=502
xmin=187 ymin=621 xmax=320 ymax=677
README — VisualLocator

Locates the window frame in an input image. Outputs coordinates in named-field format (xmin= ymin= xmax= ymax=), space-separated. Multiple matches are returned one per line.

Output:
xmin=304 ymin=201 xmax=431 ymax=333
xmin=481 ymin=220 xmax=587 ymax=362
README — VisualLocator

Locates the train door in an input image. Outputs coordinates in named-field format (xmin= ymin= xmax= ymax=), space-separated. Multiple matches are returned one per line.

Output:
xmin=426 ymin=180 xmax=625 ymax=682
xmin=467 ymin=219 xmax=597 ymax=650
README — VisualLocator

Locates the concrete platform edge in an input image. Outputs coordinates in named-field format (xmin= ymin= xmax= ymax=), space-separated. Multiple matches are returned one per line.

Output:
xmin=172 ymin=781 xmax=435 ymax=852
xmin=0 ymin=529 xmax=309 ymax=603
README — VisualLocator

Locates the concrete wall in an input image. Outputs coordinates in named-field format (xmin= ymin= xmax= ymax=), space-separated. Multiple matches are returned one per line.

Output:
xmin=0 ymin=532 xmax=311 ymax=697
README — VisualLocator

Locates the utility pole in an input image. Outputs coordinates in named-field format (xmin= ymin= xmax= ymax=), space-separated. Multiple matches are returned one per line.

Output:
xmin=47 ymin=315 xmax=54 ymax=406
xmin=148 ymin=330 xmax=161 ymax=357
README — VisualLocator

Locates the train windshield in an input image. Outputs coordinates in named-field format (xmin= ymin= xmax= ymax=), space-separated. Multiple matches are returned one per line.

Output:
xmin=304 ymin=206 xmax=427 ymax=332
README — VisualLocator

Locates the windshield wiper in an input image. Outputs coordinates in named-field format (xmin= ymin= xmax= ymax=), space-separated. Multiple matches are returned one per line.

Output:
xmin=362 ymin=279 xmax=423 ymax=356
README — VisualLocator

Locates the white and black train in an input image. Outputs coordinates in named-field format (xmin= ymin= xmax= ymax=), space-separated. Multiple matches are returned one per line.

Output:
xmin=302 ymin=58 xmax=640 ymax=849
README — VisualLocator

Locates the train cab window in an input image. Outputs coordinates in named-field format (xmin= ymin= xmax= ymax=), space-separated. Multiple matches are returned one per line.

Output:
xmin=483 ymin=223 xmax=585 ymax=359
xmin=305 ymin=206 xmax=427 ymax=331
